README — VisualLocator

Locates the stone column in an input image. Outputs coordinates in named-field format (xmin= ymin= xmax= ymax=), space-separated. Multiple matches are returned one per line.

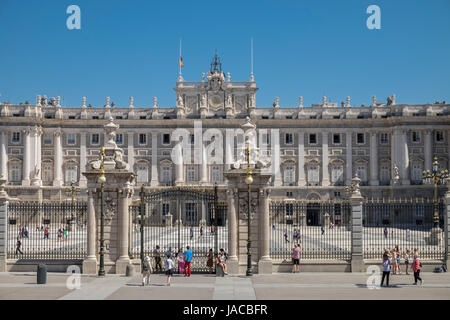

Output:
xmin=391 ymin=129 xmax=398 ymax=185
xmin=116 ymin=184 xmax=132 ymax=274
xmin=226 ymin=188 xmax=239 ymax=274
xmin=258 ymin=188 xmax=272 ymax=274
xmin=271 ymin=130 xmax=282 ymax=186
xmin=22 ymin=128 xmax=31 ymax=186
xmin=199 ymin=142 xmax=208 ymax=185
xmin=150 ymin=132 xmax=159 ymax=186
xmin=30 ymin=126 xmax=42 ymax=186
xmin=350 ymin=178 xmax=364 ymax=272
xmin=445 ymin=184 xmax=450 ymax=264
xmin=0 ymin=183 xmax=8 ymax=272
xmin=53 ymin=129 xmax=63 ymax=186
xmin=400 ymin=129 xmax=410 ymax=185
xmin=346 ymin=131 xmax=352 ymax=185
xmin=424 ymin=129 xmax=432 ymax=171
xmin=297 ymin=132 xmax=306 ymax=186
xmin=79 ymin=132 xmax=87 ymax=187
xmin=83 ymin=189 xmax=97 ymax=274
xmin=175 ymin=142 xmax=184 ymax=186
xmin=322 ymin=132 xmax=330 ymax=186
xmin=127 ymin=132 xmax=134 ymax=173
xmin=199 ymin=201 xmax=206 ymax=227
xmin=369 ymin=131 xmax=379 ymax=186
xmin=0 ymin=131 xmax=8 ymax=180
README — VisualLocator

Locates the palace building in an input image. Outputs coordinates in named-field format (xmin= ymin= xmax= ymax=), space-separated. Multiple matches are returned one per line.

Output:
xmin=0 ymin=53 xmax=449 ymax=202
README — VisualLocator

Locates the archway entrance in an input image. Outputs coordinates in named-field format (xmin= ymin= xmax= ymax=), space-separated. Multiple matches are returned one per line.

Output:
xmin=306 ymin=202 xmax=320 ymax=226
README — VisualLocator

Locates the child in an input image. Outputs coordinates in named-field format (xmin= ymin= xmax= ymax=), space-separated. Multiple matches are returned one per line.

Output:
xmin=142 ymin=256 xmax=153 ymax=286
xmin=177 ymin=249 xmax=185 ymax=274
xmin=381 ymin=250 xmax=391 ymax=287
xmin=165 ymin=253 xmax=175 ymax=286
xmin=412 ymin=252 xmax=423 ymax=285
xmin=404 ymin=250 xmax=411 ymax=275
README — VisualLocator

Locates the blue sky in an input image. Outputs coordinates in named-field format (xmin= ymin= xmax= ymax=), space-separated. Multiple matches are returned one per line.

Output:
xmin=0 ymin=0 xmax=449 ymax=108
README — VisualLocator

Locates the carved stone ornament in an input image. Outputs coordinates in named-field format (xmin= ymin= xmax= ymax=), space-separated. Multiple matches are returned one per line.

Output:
xmin=104 ymin=196 xmax=116 ymax=225
xmin=238 ymin=191 xmax=258 ymax=219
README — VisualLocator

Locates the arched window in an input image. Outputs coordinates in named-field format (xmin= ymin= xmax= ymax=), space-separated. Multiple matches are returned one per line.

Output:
xmin=356 ymin=165 xmax=367 ymax=184
xmin=210 ymin=165 xmax=223 ymax=184
xmin=42 ymin=162 xmax=53 ymax=184
xmin=411 ymin=162 xmax=423 ymax=185
xmin=331 ymin=164 xmax=344 ymax=185
xmin=307 ymin=164 xmax=319 ymax=186
xmin=161 ymin=166 xmax=172 ymax=185
xmin=283 ymin=165 xmax=295 ymax=185
xmin=9 ymin=161 xmax=21 ymax=183
xmin=136 ymin=163 xmax=148 ymax=184
xmin=186 ymin=165 xmax=197 ymax=183
xmin=380 ymin=165 xmax=390 ymax=185
xmin=65 ymin=164 xmax=78 ymax=184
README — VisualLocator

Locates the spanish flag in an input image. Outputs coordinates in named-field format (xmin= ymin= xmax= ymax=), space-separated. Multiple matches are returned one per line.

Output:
xmin=180 ymin=56 xmax=183 ymax=68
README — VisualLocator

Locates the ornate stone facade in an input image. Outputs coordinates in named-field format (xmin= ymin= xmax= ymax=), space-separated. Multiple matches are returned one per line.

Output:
xmin=0 ymin=53 xmax=449 ymax=201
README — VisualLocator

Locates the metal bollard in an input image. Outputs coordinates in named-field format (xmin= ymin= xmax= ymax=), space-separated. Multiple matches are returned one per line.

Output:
xmin=125 ymin=264 xmax=135 ymax=277
xmin=37 ymin=264 xmax=47 ymax=284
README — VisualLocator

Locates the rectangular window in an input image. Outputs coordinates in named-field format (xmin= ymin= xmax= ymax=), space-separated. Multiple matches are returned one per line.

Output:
xmin=186 ymin=166 xmax=197 ymax=182
xmin=436 ymin=131 xmax=444 ymax=143
xmin=10 ymin=164 xmax=21 ymax=182
xmin=162 ymin=203 xmax=170 ymax=216
xmin=67 ymin=133 xmax=76 ymax=145
xmin=333 ymin=134 xmax=341 ymax=144
xmin=65 ymin=165 xmax=77 ymax=183
xmin=357 ymin=133 xmax=365 ymax=144
xmin=285 ymin=133 xmax=293 ymax=145
xmin=286 ymin=191 xmax=293 ymax=197
xmin=43 ymin=134 xmax=52 ymax=145
xmin=139 ymin=133 xmax=147 ymax=145
xmin=309 ymin=134 xmax=317 ymax=144
xmin=411 ymin=164 xmax=423 ymax=184
xmin=115 ymin=133 xmax=123 ymax=144
xmin=412 ymin=131 xmax=421 ymax=143
xmin=136 ymin=165 xmax=148 ymax=184
xmin=211 ymin=165 xmax=223 ymax=184
xmin=161 ymin=166 xmax=171 ymax=183
xmin=380 ymin=133 xmax=388 ymax=144
xmin=91 ymin=134 xmax=100 ymax=145
xmin=307 ymin=165 xmax=319 ymax=186
xmin=163 ymin=134 xmax=171 ymax=145
xmin=285 ymin=203 xmax=294 ymax=216
xmin=283 ymin=165 xmax=295 ymax=185
xmin=12 ymin=132 xmax=20 ymax=143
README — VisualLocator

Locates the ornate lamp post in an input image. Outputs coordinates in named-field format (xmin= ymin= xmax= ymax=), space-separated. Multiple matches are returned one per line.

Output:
xmin=97 ymin=147 xmax=106 ymax=277
xmin=245 ymin=145 xmax=253 ymax=276
xmin=422 ymin=157 xmax=449 ymax=228
xmin=139 ymin=183 xmax=146 ymax=269
xmin=66 ymin=181 xmax=80 ymax=222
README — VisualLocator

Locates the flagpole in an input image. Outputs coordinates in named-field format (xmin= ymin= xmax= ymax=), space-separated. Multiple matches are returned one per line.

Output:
xmin=179 ymin=38 xmax=182 ymax=76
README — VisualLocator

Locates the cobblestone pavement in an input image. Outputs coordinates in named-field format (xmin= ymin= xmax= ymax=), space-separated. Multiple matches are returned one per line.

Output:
xmin=0 ymin=272 xmax=449 ymax=300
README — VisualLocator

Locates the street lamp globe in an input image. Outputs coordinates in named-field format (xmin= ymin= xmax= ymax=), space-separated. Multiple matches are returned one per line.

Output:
xmin=245 ymin=175 xmax=253 ymax=185
xmin=98 ymin=174 xmax=106 ymax=184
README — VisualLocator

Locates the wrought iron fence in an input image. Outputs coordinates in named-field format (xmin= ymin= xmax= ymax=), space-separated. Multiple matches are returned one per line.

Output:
xmin=129 ymin=186 xmax=228 ymax=273
xmin=7 ymin=201 xmax=87 ymax=259
xmin=362 ymin=198 xmax=446 ymax=260
xmin=269 ymin=200 xmax=352 ymax=260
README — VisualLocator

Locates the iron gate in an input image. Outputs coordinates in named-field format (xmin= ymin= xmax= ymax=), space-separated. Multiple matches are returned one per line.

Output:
xmin=7 ymin=201 xmax=87 ymax=259
xmin=130 ymin=186 xmax=228 ymax=273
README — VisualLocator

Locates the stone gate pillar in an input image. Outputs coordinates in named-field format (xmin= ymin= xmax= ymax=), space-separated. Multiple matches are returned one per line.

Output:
xmin=258 ymin=188 xmax=272 ymax=274
xmin=82 ymin=118 xmax=135 ymax=274
xmin=226 ymin=188 xmax=239 ymax=274
xmin=445 ymin=182 xmax=450 ymax=264
xmin=82 ymin=189 xmax=97 ymax=274
xmin=0 ymin=179 xmax=8 ymax=272
xmin=350 ymin=176 xmax=364 ymax=272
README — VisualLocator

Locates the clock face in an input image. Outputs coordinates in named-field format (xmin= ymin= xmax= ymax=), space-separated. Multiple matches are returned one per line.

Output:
xmin=209 ymin=93 xmax=223 ymax=109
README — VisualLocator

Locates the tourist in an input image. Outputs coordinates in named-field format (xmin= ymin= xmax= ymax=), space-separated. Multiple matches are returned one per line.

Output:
xmin=15 ymin=237 xmax=23 ymax=255
xmin=292 ymin=243 xmax=301 ymax=273
xmin=154 ymin=245 xmax=163 ymax=272
xmin=190 ymin=227 xmax=194 ymax=240
xmin=321 ymin=226 xmax=325 ymax=236
xmin=43 ymin=226 xmax=49 ymax=239
xmin=165 ymin=247 xmax=174 ymax=259
xmin=165 ymin=252 xmax=175 ymax=286
xmin=381 ymin=250 xmax=391 ymax=287
xmin=206 ymin=248 xmax=214 ymax=274
xmin=412 ymin=251 xmax=423 ymax=285
xmin=391 ymin=248 xmax=398 ymax=275
xmin=406 ymin=228 xmax=411 ymax=241
xmin=184 ymin=246 xmax=193 ymax=277
xmin=395 ymin=245 xmax=402 ymax=274
xmin=210 ymin=224 xmax=214 ymax=235
xmin=141 ymin=256 xmax=152 ymax=286
xmin=383 ymin=227 xmax=388 ymax=239
xmin=218 ymin=248 xmax=228 ymax=275
xmin=177 ymin=249 xmax=185 ymax=274
xmin=329 ymin=221 xmax=334 ymax=229
xmin=404 ymin=249 xmax=411 ymax=275
xmin=284 ymin=230 xmax=289 ymax=243
xmin=24 ymin=225 xmax=29 ymax=238
xmin=200 ymin=226 xmax=203 ymax=237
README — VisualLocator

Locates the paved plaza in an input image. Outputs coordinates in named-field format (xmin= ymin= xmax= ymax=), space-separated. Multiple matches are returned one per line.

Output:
xmin=0 ymin=272 xmax=449 ymax=300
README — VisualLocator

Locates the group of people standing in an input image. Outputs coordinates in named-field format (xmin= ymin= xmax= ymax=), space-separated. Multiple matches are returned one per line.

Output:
xmin=142 ymin=246 xmax=228 ymax=286
xmin=381 ymin=246 xmax=423 ymax=287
